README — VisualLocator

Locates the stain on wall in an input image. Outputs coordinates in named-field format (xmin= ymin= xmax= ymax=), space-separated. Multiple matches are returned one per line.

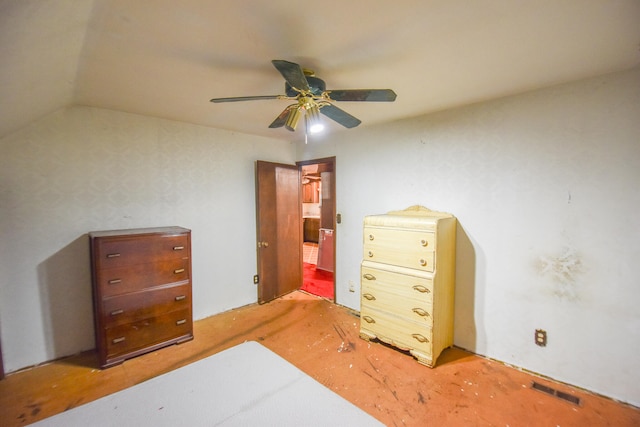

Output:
xmin=536 ymin=247 xmax=584 ymax=301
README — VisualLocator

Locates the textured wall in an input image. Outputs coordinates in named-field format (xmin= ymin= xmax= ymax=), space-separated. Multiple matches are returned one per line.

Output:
xmin=299 ymin=67 xmax=640 ymax=405
xmin=2 ymin=67 xmax=639 ymax=406
xmin=0 ymin=106 xmax=294 ymax=372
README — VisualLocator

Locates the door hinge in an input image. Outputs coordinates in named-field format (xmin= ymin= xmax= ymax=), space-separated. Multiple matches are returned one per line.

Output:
xmin=253 ymin=274 xmax=259 ymax=284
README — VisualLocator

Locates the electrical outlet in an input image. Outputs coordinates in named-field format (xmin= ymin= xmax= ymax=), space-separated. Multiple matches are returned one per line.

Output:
xmin=535 ymin=329 xmax=547 ymax=347
xmin=348 ymin=280 xmax=355 ymax=292
xmin=253 ymin=275 xmax=259 ymax=284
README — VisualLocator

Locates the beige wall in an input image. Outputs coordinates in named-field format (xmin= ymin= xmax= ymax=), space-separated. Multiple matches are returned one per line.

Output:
xmin=2 ymin=67 xmax=639 ymax=407
xmin=299 ymin=67 xmax=640 ymax=406
xmin=0 ymin=106 xmax=294 ymax=372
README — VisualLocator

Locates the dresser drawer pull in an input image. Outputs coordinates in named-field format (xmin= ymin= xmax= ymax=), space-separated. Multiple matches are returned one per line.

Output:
xmin=420 ymin=239 xmax=429 ymax=247
xmin=173 ymin=246 xmax=185 ymax=251
xmin=368 ymin=234 xmax=375 ymax=241
xmin=419 ymin=259 xmax=427 ymax=267
xmin=412 ymin=334 xmax=429 ymax=343
xmin=176 ymin=319 xmax=187 ymax=326
xmin=368 ymin=251 xmax=374 ymax=258
xmin=106 ymin=253 xmax=121 ymax=258
xmin=412 ymin=285 xmax=430 ymax=293
xmin=110 ymin=309 xmax=124 ymax=316
xmin=363 ymin=293 xmax=376 ymax=301
xmin=112 ymin=337 xmax=126 ymax=344
xmin=108 ymin=279 xmax=122 ymax=284
xmin=362 ymin=316 xmax=376 ymax=324
xmin=363 ymin=273 xmax=376 ymax=281
xmin=174 ymin=268 xmax=185 ymax=274
xmin=175 ymin=295 xmax=186 ymax=301
xmin=412 ymin=308 xmax=430 ymax=317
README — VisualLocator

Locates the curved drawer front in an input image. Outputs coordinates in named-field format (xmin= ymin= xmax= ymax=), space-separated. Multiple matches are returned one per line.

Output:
xmin=363 ymin=227 xmax=435 ymax=272
xmin=94 ymin=234 xmax=190 ymax=269
xmin=104 ymin=308 xmax=192 ymax=359
xmin=96 ymin=258 xmax=190 ymax=298
xmin=101 ymin=283 xmax=191 ymax=328
xmin=360 ymin=307 xmax=433 ymax=357
xmin=361 ymin=267 xmax=433 ymax=326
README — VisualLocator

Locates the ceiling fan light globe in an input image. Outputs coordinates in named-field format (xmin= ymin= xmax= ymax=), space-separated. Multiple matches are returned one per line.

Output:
xmin=309 ymin=123 xmax=324 ymax=133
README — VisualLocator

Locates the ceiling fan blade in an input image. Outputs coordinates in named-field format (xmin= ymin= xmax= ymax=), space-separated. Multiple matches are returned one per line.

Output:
xmin=327 ymin=89 xmax=397 ymax=102
xmin=268 ymin=107 xmax=291 ymax=128
xmin=319 ymin=104 xmax=361 ymax=128
xmin=272 ymin=60 xmax=310 ymax=92
xmin=210 ymin=95 xmax=280 ymax=103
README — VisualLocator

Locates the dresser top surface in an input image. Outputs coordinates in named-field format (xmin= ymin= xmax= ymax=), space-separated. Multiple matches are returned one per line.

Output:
xmin=89 ymin=226 xmax=190 ymax=238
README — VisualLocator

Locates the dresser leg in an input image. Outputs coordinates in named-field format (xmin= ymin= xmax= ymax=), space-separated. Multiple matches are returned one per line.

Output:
xmin=359 ymin=330 xmax=376 ymax=342
xmin=410 ymin=349 xmax=434 ymax=368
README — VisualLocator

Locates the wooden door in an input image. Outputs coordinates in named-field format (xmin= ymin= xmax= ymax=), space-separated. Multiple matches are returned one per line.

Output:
xmin=255 ymin=161 xmax=302 ymax=303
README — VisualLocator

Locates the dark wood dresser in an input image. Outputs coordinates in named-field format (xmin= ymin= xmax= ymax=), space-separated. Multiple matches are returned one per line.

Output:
xmin=89 ymin=226 xmax=193 ymax=368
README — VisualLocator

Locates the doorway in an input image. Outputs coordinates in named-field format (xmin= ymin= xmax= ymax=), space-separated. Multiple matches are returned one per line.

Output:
xmin=254 ymin=158 xmax=336 ymax=304
xmin=298 ymin=157 xmax=336 ymax=300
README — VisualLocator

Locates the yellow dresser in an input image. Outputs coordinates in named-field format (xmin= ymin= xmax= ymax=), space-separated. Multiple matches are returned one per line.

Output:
xmin=359 ymin=206 xmax=456 ymax=367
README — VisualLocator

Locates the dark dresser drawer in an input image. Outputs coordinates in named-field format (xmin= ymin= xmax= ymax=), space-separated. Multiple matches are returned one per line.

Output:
xmin=93 ymin=234 xmax=189 ymax=269
xmin=101 ymin=283 xmax=191 ymax=328
xmin=95 ymin=258 xmax=190 ymax=298
xmin=104 ymin=308 xmax=192 ymax=360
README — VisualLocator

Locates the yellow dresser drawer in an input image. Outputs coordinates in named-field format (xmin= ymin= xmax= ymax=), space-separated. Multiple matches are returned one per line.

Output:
xmin=360 ymin=307 xmax=433 ymax=358
xmin=361 ymin=264 xmax=433 ymax=326
xmin=363 ymin=226 xmax=435 ymax=272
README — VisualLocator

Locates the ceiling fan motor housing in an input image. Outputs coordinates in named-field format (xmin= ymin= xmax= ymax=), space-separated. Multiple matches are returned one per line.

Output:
xmin=285 ymin=76 xmax=326 ymax=97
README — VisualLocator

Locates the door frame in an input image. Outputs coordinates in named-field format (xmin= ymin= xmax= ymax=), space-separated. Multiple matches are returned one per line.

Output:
xmin=0 ymin=330 xmax=4 ymax=380
xmin=297 ymin=156 xmax=336 ymax=301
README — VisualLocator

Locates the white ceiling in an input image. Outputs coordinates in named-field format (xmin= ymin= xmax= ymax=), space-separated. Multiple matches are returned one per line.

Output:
xmin=2 ymin=0 xmax=639 ymax=141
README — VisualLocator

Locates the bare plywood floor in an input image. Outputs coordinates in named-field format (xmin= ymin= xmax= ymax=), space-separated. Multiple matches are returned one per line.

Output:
xmin=1 ymin=291 xmax=638 ymax=426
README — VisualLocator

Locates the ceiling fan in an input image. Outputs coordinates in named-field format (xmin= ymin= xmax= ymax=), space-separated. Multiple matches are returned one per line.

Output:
xmin=210 ymin=60 xmax=397 ymax=133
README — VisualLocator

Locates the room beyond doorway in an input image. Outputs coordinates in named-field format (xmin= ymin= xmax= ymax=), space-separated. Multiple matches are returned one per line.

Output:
xmin=301 ymin=242 xmax=334 ymax=299
xmin=297 ymin=157 xmax=336 ymax=301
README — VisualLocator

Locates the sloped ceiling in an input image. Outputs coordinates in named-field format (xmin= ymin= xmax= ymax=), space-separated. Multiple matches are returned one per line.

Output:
xmin=1 ymin=0 xmax=639 ymax=141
